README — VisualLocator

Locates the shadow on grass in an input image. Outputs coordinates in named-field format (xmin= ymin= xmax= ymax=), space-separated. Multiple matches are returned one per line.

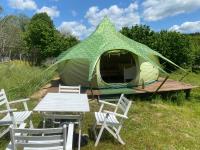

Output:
xmin=88 ymin=126 xmax=116 ymax=143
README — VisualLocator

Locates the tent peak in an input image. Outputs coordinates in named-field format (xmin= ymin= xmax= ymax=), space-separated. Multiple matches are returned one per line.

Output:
xmin=95 ymin=16 xmax=116 ymax=34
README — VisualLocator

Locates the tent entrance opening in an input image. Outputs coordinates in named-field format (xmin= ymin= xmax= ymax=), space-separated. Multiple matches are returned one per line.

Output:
xmin=100 ymin=50 xmax=137 ymax=83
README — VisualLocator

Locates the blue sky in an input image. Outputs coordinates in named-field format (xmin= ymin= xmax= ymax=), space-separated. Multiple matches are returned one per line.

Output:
xmin=1 ymin=0 xmax=200 ymax=39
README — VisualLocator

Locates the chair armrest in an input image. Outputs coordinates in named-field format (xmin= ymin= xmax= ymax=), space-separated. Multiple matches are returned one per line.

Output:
xmin=99 ymin=100 xmax=117 ymax=107
xmin=9 ymin=98 xmax=30 ymax=104
xmin=9 ymin=98 xmax=30 ymax=111
xmin=98 ymin=100 xmax=117 ymax=112
xmin=103 ymin=110 xmax=128 ymax=119
xmin=0 ymin=109 xmax=17 ymax=114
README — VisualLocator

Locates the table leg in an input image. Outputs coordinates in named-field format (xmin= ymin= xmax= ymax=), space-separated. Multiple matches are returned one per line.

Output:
xmin=43 ymin=112 xmax=46 ymax=128
xmin=78 ymin=127 xmax=81 ymax=150
xmin=78 ymin=113 xmax=83 ymax=150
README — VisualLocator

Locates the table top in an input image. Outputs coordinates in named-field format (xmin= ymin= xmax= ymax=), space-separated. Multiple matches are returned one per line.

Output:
xmin=34 ymin=93 xmax=90 ymax=112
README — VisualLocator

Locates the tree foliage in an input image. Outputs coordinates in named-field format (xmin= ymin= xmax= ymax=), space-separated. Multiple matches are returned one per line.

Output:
xmin=121 ymin=25 xmax=192 ymax=70
xmin=0 ymin=15 xmax=28 ymax=60
xmin=189 ymin=34 xmax=200 ymax=69
xmin=24 ymin=13 xmax=78 ymax=65
xmin=153 ymin=31 xmax=192 ymax=69
xmin=121 ymin=25 xmax=154 ymax=47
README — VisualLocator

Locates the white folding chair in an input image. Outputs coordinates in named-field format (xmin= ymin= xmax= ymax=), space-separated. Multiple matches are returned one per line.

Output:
xmin=92 ymin=94 xmax=132 ymax=146
xmin=0 ymin=89 xmax=32 ymax=138
xmin=59 ymin=84 xmax=81 ymax=94
xmin=7 ymin=123 xmax=74 ymax=150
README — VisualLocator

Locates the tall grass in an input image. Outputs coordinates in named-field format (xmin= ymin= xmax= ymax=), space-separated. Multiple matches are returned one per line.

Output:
xmin=0 ymin=61 xmax=55 ymax=100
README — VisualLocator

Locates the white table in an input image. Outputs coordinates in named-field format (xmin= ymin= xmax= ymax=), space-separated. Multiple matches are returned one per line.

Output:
xmin=34 ymin=93 xmax=90 ymax=150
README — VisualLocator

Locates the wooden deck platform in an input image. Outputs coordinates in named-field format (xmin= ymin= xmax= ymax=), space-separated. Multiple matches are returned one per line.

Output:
xmin=46 ymin=78 xmax=198 ymax=98
xmin=86 ymin=78 xmax=198 ymax=97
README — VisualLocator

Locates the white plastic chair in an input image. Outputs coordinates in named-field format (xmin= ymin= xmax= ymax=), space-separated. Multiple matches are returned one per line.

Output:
xmin=92 ymin=94 xmax=132 ymax=146
xmin=59 ymin=84 xmax=81 ymax=94
xmin=0 ymin=89 xmax=32 ymax=138
xmin=7 ymin=123 xmax=74 ymax=150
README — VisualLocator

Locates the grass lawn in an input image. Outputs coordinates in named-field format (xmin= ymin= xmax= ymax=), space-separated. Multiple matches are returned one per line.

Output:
xmin=0 ymin=62 xmax=200 ymax=149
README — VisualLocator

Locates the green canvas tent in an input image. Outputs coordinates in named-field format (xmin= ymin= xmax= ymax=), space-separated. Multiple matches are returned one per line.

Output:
xmin=56 ymin=17 xmax=183 ymax=89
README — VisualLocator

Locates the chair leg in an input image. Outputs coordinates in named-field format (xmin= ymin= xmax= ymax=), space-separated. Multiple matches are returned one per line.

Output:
xmin=106 ymin=126 xmax=125 ymax=145
xmin=116 ymin=126 xmax=125 ymax=145
xmin=78 ymin=129 xmax=81 ymax=150
xmin=116 ymin=134 xmax=125 ymax=145
xmin=95 ymin=125 xmax=105 ymax=147
xmin=29 ymin=120 xmax=34 ymax=128
xmin=29 ymin=115 xmax=34 ymax=128
xmin=43 ymin=119 xmax=45 ymax=128
xmin=92 ymin=121 xmax=97 ymax=139
xmin=78 ymin=119 xmax=82 ymax=150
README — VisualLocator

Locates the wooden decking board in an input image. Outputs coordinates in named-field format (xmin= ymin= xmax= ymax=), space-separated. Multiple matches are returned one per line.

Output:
xmin=140 ymin=78 xmax=198 ymax=93
xmin=45 ymin=78 xmax=198 ymax=96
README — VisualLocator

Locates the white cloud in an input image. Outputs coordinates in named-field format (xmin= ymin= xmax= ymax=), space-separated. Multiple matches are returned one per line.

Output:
xmin=142 ymin=0 xmax=200 ymax=21
xmin=57 ymin=21 xmax=92 ymax=39
xmin=36 ymin=6 xmax=60 ymax=18
xmin=85 ymin=2 xmax=140 ymax=29
xmin=169 ymin=21 xmax=200 ymax=33
xmin=9 ymin=0 xmax=37 ymax=10
xmin=58 ymin=1 xmax=140 ymax=39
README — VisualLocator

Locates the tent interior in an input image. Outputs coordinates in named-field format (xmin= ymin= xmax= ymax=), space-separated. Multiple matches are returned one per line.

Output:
xmin=100 ymin=50 xmax=137 ymax=83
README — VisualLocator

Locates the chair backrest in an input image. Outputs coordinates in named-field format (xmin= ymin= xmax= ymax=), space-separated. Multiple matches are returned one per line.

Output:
xmin=59 ymin=84 xmax=81 ymax=94
xmin=0 ymin=89 xmax=10 ymax=110
xmin=0 ymin=89 xmax=16 ymax=126
xmin=10 ymin=124 xmax=71 ymax=150
xmin=115 ymin=94 xmax=132 ymax=117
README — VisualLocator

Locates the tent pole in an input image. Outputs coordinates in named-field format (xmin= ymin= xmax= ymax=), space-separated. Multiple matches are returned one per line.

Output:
xmin=154 ymin=75 xmax=169 ymax=94
xmin=142 ymin=79 xmax=145 ymax=89
xmin=179 ymin=71 xmax=190 ymax=82
xmin=89 ymin=82 xmax=95 ymax=101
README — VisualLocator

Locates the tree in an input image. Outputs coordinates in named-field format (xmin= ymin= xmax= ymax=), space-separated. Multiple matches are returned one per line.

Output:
xmin=153 ymin=31 xmax=191 ymax=69
xmin=0 ymin=15 xmax=29 ymax=60
xmin=121 ymin=25 xmax=155 ymax=47
xmin=189 ymin=34 xmax=200 ymax=70
xmin=24 ymin=13 xmax=56 ymax=64
xmin=24 ymin=13 xmax=78 ymax=65
xmin=120 ymin=25 xmax=192 ymax=70
xmin=16 ymin=14 xmax=30 ymax=32
xmin=50 ymin=31 xmax=78 ymax=57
